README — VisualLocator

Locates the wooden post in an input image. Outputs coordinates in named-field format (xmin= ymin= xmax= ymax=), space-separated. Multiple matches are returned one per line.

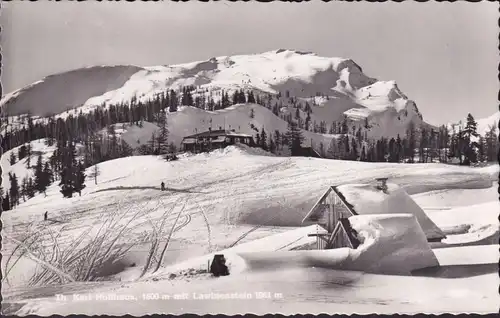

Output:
xmin=327 ymin=204 xmax=331 ymax=233
xmin=328 ymin=195 xmax=334 ymax=233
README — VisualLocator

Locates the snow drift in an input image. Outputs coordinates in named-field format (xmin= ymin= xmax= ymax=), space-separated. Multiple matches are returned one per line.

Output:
xmin=336 ymin=182 xmax=446 ymax=241
xmin=238 ymin=214 xmax=439 ymax=275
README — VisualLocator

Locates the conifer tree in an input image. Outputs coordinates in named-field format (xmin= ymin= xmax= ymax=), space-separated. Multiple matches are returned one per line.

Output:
xmin=341 ymin=117 xmax=348 ymax=134
xmin=336 ymin=136 xmax=347 ymax=160
xmin=319 ymin=142 xmax=325 ymax=158
xmin=286 ymin=121 xmax=304 ymax=156
xmin=8 ymin=173 xmax=20 ymax=207
xmin=461 ymin=113 xmax=479 ymax=165
xmin=350 ymin=139 xmax=358 ymax=160
xmin=34 ymin=154 xmax=47 ymax=193
xmin=388 ymin=138 xmax=398 ymax=162
xmin=147 ymin=132 xmax=157 ymax=155
xmin=484 ymin=125 xmax=498 ymax=162
xmin=274 ymin=130 xmax=281 ymax=151
xmin=360 ymin=144 xmax=367 ymax=161
xmin=169 ymin=90 xmax=178 ymax=112
xmin=9 ymin=152 xmax=16 ymax=165
xmin=74 ymin=160 xmax=86 ymax=196
xmin=247 ymin=91 xmax=256 ymax=104
xmin=405 ymin=122 xmax=417 ymax=163
xmin=59 ymin=140 xmax=78 ymax=198
xmin=477 ymin=136 xmax=487 ymax=163
xmin=329 ymin=122 xmax=336 ymax=135
xmin=327 ymin=138 xmax=339 ymax=159
xmin=2 ymin=193 xmax=10 ymax=211
xmin=232 ymin=90 xmax=239 ymax=105
xmin=305 ymin=113 xmax=311 ymax=131
xmin=43 ymin=162 xmax=53 ymax=186
xmin=269 ymin=135 xmax=276 ymax=154
xmin=418 ymin=128 xmax=428 ymax=163
xmin=156 ymin=110 xmax=169 ymax=155
xmin=260 ymin=128 xmax=268 ymax=151
xmin=26 ymin=177 xmax=35 ymax=199
xmin=26 ymin=143 xmax=32 ymax=168
xmin=18 ymin=145 xmax=27 ymax=161
xmin=21 ymin=177 xmax=28 ymax=202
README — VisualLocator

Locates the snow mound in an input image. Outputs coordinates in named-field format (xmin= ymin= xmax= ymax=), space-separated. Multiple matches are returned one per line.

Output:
xmin=237 ymin=214 xmax=439 ymax=275
xmin=426 ymin=201 xmax=499 ymax=246
xmin=221 ymin=144 xmax=276 ymax=157
xmin=336 ymin=182 xmax=446 ymax=241
xmin=346 ymin=214 xmax=439 ymax=274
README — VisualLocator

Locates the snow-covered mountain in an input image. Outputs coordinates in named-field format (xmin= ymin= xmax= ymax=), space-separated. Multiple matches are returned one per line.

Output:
xmin=476 ymin=111 xmax=499 ymax=135
xmin=1 ymin=49 xmax=426 ymax=140
xmin=1 ymin=65 xmax=143 ymax=117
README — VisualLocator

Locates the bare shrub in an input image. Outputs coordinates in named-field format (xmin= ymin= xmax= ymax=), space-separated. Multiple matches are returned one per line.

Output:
xmin=3 ymin=202 xmax=153 ymax=286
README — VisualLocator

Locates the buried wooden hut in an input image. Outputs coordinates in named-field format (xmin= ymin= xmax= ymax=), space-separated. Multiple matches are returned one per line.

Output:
xmin=302 ymin=178 xmax=446 ymax=250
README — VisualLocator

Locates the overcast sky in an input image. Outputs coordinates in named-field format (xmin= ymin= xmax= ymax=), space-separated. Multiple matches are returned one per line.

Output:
xmin=1 ymin=1 xmax=497 ymax=125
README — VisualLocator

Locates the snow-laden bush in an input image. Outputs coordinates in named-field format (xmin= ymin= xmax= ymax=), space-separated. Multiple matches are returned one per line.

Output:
xmin=3 ymin=202 xmax=169 ymax=286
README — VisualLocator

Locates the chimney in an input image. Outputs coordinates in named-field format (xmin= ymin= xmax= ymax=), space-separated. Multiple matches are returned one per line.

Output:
xmin=375 ymin=177 xmax=388 ymax=192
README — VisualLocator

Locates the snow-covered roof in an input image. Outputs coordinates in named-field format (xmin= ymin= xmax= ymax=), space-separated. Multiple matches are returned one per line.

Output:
xmin=303 ymin=181 xmax=446 ymax=241
xmin=226 ymin=132 xmax=253 ymax=138
xmin=182 ymin=138 xmax=197 ymax=144
xmin=183 ymin=129 xmax=254 ymax=139
xmin=335 ymin=182 xmax=446 ymax=241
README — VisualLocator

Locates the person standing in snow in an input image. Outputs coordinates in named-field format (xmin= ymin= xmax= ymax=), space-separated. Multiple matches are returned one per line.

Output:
xmin=44 ymin=211 xmax=48 ymax=221
xmin=161 ymin=182 xmax=165 ymax=191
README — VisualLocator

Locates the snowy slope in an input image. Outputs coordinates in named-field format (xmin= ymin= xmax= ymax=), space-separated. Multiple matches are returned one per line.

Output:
xmin=0 ymin=66 xmax=143 ymax=117
xmin=167 ymin=104 xmax=338 ymax=148
xmin=1 ymin=49 xmax=425 ymax=139
xmin=91 ymin=104 xmax=338 ymax=151
xmin=100 ymin=122 xmax=160 ymax=149
xmin=1 ymin=139 xmax=84 ymax=194
xmin=2 ymin=146 xmax=498 ymax=315
xmin=1 ymin=139 xmax=57 ymax=192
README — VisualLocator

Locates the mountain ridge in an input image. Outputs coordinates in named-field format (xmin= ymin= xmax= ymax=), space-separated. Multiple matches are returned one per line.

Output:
xmin=2 ymin=49 xmax=432 ymax=139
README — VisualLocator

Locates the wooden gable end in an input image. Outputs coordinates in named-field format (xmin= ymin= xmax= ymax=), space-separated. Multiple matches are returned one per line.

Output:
xmin=326 ymin=218 xmax=360 ymax=250
xmin=302 ymin=186 xmax=357 ymax=233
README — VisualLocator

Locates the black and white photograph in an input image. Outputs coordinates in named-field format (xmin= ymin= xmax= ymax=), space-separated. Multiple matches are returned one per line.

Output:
xmin=0 ymin=1 xmax=498 ymax=315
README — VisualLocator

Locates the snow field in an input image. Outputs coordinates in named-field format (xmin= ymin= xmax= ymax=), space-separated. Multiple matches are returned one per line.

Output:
xmin=1 ymin=145 xmax=498 ymax=315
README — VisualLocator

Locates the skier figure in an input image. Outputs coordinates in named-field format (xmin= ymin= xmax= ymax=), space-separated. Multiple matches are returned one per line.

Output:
xmin=44 ymin=211 xmax=48 ymax=221
xmin=161 ymin=182 xmax=165 ymax=191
